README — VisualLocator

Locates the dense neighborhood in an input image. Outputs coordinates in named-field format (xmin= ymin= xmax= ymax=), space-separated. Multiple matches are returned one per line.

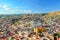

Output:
xmin=0 ymin=12 xmax=60 ymax=40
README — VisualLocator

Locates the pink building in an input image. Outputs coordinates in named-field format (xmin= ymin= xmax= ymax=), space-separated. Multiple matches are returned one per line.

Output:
xmin=0 ymin=37 xmax=8 ymax=40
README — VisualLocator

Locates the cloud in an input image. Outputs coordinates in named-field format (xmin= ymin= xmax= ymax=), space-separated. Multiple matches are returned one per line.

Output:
xmin=0 ymin=4 xmax=2 ymax=7
xmin=23 ymin=10 xmax=32 ymax=13
xmin=8 ymin=8 xmax=33 ymax=13
xmin=2 ymin=5 xmax=9 ymax=10
xmin=0 ymin=3 xmax=33 ymax=14
xmin=0 ymin=3 xmax=9 ymax=10
xmin=0 ymin=12 xmax=2 ymax=14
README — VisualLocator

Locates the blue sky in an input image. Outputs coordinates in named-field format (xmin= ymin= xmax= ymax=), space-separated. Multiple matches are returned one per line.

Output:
xmin=0 ymin=0 xmax=60 ymax=14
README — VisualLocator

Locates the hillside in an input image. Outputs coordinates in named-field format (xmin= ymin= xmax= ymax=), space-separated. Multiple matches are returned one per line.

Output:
xmin=46 ymin=11 xmax=60 ymax=17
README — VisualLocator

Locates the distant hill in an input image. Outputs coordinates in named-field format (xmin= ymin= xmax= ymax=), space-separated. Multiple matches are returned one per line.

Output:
xmin=46 ymin=11 xmax=60 ymax=17
xmin=0 ymin=11 xmax=60 ymax=18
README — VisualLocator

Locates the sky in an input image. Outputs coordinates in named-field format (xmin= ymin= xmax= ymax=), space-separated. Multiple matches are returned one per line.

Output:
xmin=0 ymin=0 xmax=60 ymax=14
